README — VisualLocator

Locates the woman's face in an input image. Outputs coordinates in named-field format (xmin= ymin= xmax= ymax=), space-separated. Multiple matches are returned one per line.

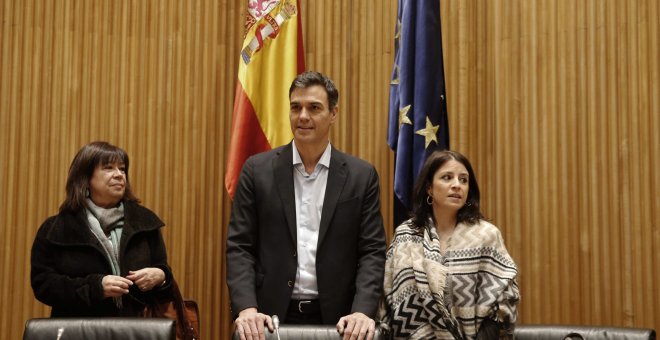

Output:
xmin=427 ymin=159 xmax=469 ymax=213
xmin=89 ymin=161 xmax=126 ymax=208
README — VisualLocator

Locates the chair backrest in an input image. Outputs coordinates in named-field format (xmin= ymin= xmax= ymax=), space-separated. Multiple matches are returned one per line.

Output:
xmin=515 ymin=324 xmax=656 ymax=340
xmin=230 ymin=323 xmax=657 ymax=340
xmin=232 ymin=324 xmax=385 ymax=340
xmin=23 ymin=317 xmax=176 ymax=340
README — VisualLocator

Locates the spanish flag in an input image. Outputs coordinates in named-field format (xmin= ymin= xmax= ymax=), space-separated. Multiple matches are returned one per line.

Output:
xmin=225 ymin=0 xmax=305 ymax=198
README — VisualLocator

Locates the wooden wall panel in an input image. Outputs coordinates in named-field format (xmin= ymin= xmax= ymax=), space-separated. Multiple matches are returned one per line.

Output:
xmin=0 ymin=0 xmax=242 ymax=338
xmin=441 ymin=0 xmax=659 ymax=329
xmin=0 ymin=0 xmax=657 ymax=339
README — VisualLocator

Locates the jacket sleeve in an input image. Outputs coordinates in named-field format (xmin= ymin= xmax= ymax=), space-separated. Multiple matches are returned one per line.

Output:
xmin=491 ymin=228 xmax=520 ymax=339
xmin=350 ymin=166 xmax=387 ymax=318
xmin=30 ymin=218 xmax=105 ymax=308
xmin=225 ymin=158 xmax=259 ymax=318
xmin=496 ymin=278 xmax=520 ymax=339
xmin=135 ymin=228 xmax=174 ymax=301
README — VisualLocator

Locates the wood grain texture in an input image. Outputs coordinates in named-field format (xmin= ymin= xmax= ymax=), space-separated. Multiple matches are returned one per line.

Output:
xmin=0 ymin=0 xmax=657 ymax=338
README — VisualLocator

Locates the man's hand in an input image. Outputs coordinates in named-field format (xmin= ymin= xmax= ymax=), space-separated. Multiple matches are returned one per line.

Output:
xmin=336 ymin=312 xmax=375 ymax=340
xmin=234 ymin=307 xmax=274 ymax=340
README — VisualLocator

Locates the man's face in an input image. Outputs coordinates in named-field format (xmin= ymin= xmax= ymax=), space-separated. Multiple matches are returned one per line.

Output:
xmin=289 ymin=85 xmax=337 ymax=148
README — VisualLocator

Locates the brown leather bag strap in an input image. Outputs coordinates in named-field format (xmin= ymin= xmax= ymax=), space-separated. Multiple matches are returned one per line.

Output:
xmin=171 ymin=279 xmax=196 ymax=340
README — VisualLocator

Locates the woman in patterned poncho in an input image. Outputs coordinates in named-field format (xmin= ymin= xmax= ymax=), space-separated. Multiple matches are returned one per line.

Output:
xmin=381 ymin=150 xmax=520 ymax=339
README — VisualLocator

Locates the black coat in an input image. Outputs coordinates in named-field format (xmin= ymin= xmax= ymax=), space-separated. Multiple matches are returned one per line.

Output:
xmin=31 ymin=200 xmax=173 ymax=317
xmin=226 ymin=143 xmax=387 ymax=323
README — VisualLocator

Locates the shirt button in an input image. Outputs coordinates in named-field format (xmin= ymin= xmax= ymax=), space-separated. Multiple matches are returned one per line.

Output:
xmin=287 ymin=280 xmax=294 ymax=287
xmin=293 ymin=252 xmax=297 ymax=257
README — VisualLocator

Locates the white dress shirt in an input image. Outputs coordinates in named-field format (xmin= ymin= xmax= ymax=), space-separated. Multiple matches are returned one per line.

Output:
xmin=291 ymin=140 xmax=331 ymax=299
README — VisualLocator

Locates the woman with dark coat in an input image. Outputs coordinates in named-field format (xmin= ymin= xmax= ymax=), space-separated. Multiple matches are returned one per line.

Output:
xmin=31 ymin=141 xmax=173 ymax=317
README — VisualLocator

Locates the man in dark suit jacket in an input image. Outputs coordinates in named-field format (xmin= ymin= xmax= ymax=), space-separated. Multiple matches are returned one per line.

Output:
xmin=226 ymin=71 xmax=386 ymax=340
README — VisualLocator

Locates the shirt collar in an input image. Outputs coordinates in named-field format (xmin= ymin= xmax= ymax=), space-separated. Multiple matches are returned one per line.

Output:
xmin=292 ymin=140 xmax=332 ymax=169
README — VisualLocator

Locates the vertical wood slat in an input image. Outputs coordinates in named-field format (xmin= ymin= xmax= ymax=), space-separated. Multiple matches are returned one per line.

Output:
xmin=440 ymin=0 xmax=659 ymax=329
xmin=0 ymin=1 xmax=242 ymax=338
xmin=0 ymin=0 xmax=658 ymax=338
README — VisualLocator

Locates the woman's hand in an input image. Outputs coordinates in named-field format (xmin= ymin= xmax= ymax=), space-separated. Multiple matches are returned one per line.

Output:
xmin=126 ymin=268 xmax=166 ymax=291
xmin=102 ymin=275 xmax=133 ymax=297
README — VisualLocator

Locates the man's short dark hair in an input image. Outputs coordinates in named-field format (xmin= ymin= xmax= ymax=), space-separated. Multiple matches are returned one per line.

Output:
xmin=289 ymin=71 xmax=339 ymax=110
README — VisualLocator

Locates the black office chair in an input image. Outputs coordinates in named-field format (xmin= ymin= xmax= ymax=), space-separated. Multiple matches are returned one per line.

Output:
xmin=232 ymin=324 xmax=385 ymax=340
xmin=514 ymin=324 xmax=656 ymax=340
xmin=230 ymin=322 xmax=657 ymax=340
xmin=23 ymin=318 xmax=176 ymax=340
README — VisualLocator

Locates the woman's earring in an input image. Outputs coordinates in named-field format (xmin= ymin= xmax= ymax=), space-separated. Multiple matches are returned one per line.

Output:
xmin=426 ymin=195 xmax=433 ymax=205
xmin=85 ymin=188 xmax=90 ymax=197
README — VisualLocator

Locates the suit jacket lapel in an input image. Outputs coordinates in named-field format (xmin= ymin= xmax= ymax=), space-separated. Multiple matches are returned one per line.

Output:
xmin=318 ymin=147 xmax=347 ymax=246
xmin=274 ymin=143 xmax=297 ymax=243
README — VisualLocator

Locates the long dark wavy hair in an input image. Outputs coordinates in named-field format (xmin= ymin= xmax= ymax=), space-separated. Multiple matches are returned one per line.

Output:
xmin=59 ymin=141 xmax=140 ymax=212
xmin=410 ymin=150 xmax=484 ymax=229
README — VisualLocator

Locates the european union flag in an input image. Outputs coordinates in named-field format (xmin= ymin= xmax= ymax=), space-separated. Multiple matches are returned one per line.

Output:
xmin=387 ymin=0 xmax=449 ymax=227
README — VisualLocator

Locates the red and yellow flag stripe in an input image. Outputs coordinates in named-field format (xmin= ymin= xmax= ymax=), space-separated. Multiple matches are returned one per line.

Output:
xmin=225 ymin=0 xmax=305 ymax=197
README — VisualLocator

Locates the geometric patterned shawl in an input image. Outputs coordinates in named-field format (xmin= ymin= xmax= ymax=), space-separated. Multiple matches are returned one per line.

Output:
xmin=380 ymin=218 xmax=520 ymax=340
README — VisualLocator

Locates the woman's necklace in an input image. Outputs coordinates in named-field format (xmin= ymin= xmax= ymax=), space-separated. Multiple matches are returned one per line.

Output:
xmin=438 ymin=226 xmax=455 ymax=254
